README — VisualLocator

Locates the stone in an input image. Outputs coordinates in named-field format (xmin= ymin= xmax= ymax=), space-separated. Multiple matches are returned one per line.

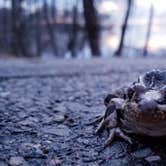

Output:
xmin=47 ymin=156 xmax=62 ymax=166
xmin=42 ymin=125 xmax=71 ymax=136
xmin=18 ymin=112 xmax=27 ymax=118
xmin=131 ymin=148 xmax=152 ymax=158
xmin=19 ymin=143 xmax=45 ymax=158
xmin=145 ymin=155 xmax=161 ymax=163
xmin=65 ymin=102 xmax=88 ymax=113
xmin=0 ymin=91 xmax=10 ymax=97
xmin=9 ymin=156 xmax=25 ymax=166
xmin=108 ymin=157 xmax=131 ymax=166
xmin=0 ymin=160 xmax=8 ymax=166
xmin=19 ymin=117 xmax=39 ymax=126
xmin=53 ymin=105 xmax=67 ymax=113
xmin=53 ymin=114 xmax=65 ymax=123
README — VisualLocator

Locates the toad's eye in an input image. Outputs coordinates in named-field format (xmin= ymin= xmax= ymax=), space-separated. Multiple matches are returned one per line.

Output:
xmin=104 ymin=94 xmax=116 ymax=106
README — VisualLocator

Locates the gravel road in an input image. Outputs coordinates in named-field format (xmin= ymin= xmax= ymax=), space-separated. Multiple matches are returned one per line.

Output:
xmin=0 ymin=57 xmax=166 ymax=166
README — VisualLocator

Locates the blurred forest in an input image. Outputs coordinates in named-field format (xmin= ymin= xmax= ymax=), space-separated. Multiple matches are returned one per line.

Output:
xmin=0 ymin=0 xmax=165 ymax=58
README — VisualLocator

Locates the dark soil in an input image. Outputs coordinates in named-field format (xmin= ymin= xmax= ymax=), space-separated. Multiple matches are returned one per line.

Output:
xmin=0 ymin=57 xmax=166 ymax=166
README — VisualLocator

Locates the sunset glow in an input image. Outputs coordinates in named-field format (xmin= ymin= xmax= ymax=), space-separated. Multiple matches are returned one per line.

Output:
xmin=104 ymin=35 xmax=119 ymax=49
xmin=98 ymin=1 xmax=118 ymax=14
xmin=149 ymin=36 xmax=166 ymax=51
xmin=100 ymin=0 xmax=166 ymax=51
xmin=136 ymin=0 xmax=166 ymax=12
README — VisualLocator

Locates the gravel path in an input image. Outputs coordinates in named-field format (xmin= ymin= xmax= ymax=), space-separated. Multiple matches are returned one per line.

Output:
xmin=0 ymin=57 xmax=166 ymax=166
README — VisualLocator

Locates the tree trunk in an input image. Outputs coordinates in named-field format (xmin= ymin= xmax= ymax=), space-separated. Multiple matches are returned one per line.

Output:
xmin=43 ymin=0 xmax=57 ymax=56
xmin=51 ymin=0 xmax=56 ymax=19
xmin=11 ymin=0 xmax=28 ymax=56
xmin=143 ymin=4 xmax=154 ymax=57
xmin=115 ymin=0 xmax=132 ymax=57
xmin=83 ymin=0 xmax=101 ymax=56
xmin=11 ymin=0 xmax=20 ymax=55
xmin=1 ymin=0 xmax=8 ymax=51
xmin=68 ymin=2 xmax=78 ymax=57
xmin=34 ymin=0 xmax=42 ymax=57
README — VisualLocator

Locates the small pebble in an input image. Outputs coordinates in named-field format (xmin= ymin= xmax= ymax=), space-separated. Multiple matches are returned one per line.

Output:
xmin=9 ymin=156 xmax=25 ymax=166
xmin=131 ymin=148 xmax=152 ymax=158
xmin=145 ymin=155 xmax=161 ymax=163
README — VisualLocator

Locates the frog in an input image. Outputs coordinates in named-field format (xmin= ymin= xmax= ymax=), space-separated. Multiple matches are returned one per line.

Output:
xmin=96 ymin=69 xmax=166 ymax=147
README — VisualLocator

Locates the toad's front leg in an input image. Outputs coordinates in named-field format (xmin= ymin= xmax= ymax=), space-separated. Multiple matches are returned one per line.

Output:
xmin=96 ymin=97 xmax=125 ymax=134
xmin=95 ymin=104 xmax=117 ymax=134
xmin=96 ymin=101 xmax=132 ymax=146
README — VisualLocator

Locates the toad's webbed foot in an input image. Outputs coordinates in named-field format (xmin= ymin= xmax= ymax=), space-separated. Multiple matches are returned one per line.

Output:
xmin=96 ymin=95 xmax=133 ymax=146
xmin=104 ymin=127 xmax=132 ymax=147
xmin=96 ymin=104 xmax=132 ymax=146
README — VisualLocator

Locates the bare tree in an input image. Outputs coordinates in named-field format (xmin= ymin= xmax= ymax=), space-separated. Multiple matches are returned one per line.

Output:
xmin=115 ymin=0 xmax=132 ymax=57
xmin=143 ymin=4 xmax=154 ymax=57
xmin=51 ymin=0 xmax=56 ymax=19
xmin=83 ymin=0 xmax=101 ymax=56
xmin=11 ymin=0 xmax=21 ymax=55
xmin=1 ymin=0 xmax=8 ymax=51
xmin=34 ymin=0 xmax=42 ymax=56
xmin=68 ymin=1 xmax=79 ymax=57
xmin=11 ymin=0 xmax=29 ymax=56
xmin=43 ymin=0 xmax=57 ymax=56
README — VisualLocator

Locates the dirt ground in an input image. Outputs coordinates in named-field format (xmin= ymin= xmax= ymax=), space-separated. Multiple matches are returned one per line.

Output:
xmin=0 ymin=57 xmax=166 ymax=166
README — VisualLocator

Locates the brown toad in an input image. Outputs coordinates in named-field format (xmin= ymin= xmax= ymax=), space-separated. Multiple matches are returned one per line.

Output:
xmin=96 ymin=70 xmax=166 ymax=146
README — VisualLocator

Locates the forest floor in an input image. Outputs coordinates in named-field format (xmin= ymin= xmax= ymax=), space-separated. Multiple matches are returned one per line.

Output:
xmin=0 ymin=57 xmax=166 ymax=166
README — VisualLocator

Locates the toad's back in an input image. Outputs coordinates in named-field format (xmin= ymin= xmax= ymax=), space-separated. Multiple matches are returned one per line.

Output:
xmin=121 ymin=102 xmax=166 ymax=136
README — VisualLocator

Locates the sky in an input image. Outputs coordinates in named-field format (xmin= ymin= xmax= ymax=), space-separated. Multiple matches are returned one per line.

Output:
xmin=98 ymin=0 xmax=166 ymax=51
xmin=0 ymin=0 xmax=165 ymax=15
xmin=0 ymin=0 xmax=80 ymax=12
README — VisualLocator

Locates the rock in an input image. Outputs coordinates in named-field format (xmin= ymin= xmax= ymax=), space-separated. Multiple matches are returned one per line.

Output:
xmin=0 ymin=160 xmax=8 ymax=166
xmin=145 ymin=155 xmax=161 ymax=163
xmin=65 ymin=102 xmax=88 ymax=113
xmin=108 ymin=157 xmax=131 ymax=166
xmin=9 ymin=156 xmax=25 ymax=166
xmin=42 ymin=124 xmax=71 ymax=136
xmin=46 ymin=156 xmax=62 ymax=166
xmin=19 ymin=143 xmax=45 ymax=158
xmin=131 ymin=148 xmax=152 ymax=158
xmin=53 ymin=105 xmax=67 ymax=113
xmin=41 ymin=114 xmax=53 ymax=124
xmin=77 ymin=138 xmax=89 ymax=145
xmin=0 ymin=91 xmax=10 ymax=97
xmin=53 ymin=114 xmax=65 ymax=123
xmin=82 ymin=149 xmax=98 ymax=162
xmin=19 ymin=117 xmax=39 ymax=126
xmin=21 ymin=143 xmax=41 ymax=149
xmin=17 ymin=112 xmax=27 ymax=118
xmin=84 ymin=126 xmax=93 ymax=135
